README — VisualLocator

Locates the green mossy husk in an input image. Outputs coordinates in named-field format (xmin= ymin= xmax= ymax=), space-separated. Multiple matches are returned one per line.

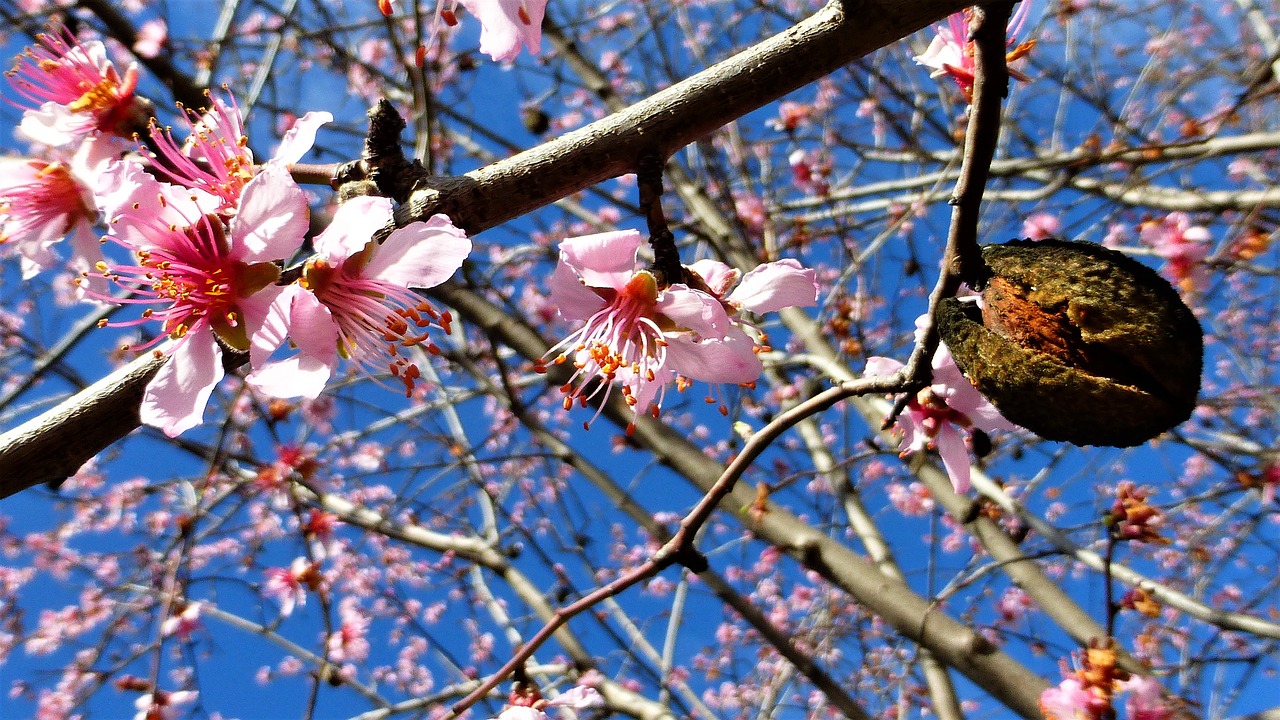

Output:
xmin=937 ymin=239 xmax=1203 ymax=447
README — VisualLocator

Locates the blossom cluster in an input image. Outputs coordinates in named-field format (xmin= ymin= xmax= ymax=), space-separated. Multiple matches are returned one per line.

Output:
xmin=489 ymin=682 xmax=604 ymax=720
xmin=1041 ymin=641 xmax=1180 ymax=720
xmin=1 ymin=21 xmax=830 ymax=446
xmin=2 ymin=27 xmax=471 ymax=437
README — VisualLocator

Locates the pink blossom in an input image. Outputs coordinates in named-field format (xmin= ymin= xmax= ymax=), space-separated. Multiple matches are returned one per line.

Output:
xmin=1038 ymin=678 xmax=1107 ymax=720
xmin=913 ymin=5 xmax=1036 ymax=101
xmin=788 ymin=149 xmax=829 ymax=195
xmin=133 ymin=690 xmax=197 ymax=720
xmin=1258 ymin=463 xmax=1280 ymax=504
xmin=246 ymin=196 xmax=470 ymax=399
xmin=996 ymin=586 xmax=1032 ymax=623
xmin=886 ymin=481 xmax=935 ymax=516
xmin=1121 ymin=676 xmax=1173 ymax=720
xmin=146 ymin=91 xmax=331 ymax=212
xmin=93 ymin=159 xmax=308 ymax=436
xmin=1139 ymin=211 xmax=1211 ymax=291
xmin=866 ymin=320 xmax=1017 ymax=493
xmin=732 ymin=192 xmax=766 ymax=234
xmin=0 ymin=138 xmax=121 ymax=280
xmin=766 ymin=101 xmax=815 ymax=132
xmin=541 ymin=230 xmax=748 ymax=429
xmin=263 ymin=557 xmax=316 ymax=617
xmin=132 ymin=19 xmax=168 ymax=59
xmin=160 ymin=602 xmax=202 ymax=640
xmin=7 ymin=27 xmax=149 ymax=146
xmin=327 ymin=597 xmax=371 ymax=663
xmin=439 ymin=0 xmax=548 ymax=62
xmin=1022 ymin=212 xmax=1062 ymax=241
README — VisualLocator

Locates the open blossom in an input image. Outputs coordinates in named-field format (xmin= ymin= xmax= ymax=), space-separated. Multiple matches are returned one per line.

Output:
xmin=147 ymin=91 xmax=331 ymax=211
xmin=327 ymin=597 xmax=371 ymax=663
xmin=132 ymin=19 xmax=169 ymax=59
xmin=1121 ymin=676 xmax=1175 ymax=720
xmin=913 ymin=4 xmax=1036 ymax=101
xmin=866 ymin=315 xmax=1017 ymax=493
xmin=542 ymin=230 xmax=747 ymax=430
xmin=263 ymin=557 xmax=319 ymax=617
xmin=247 ymin=196 xmax=471 ymax=400
xmin=1022 ymin=211 xmax=1062 ymax=241
xmin=1139 ymin=211 xmax=1211 ymax=292
xmin=0 ymin=137 xmax=123 ymax=280
xmin=438 ymin=0 xmax=548 ymax=62
xmin=93 ymin=159 xmax=309 ymax=436
xmin=133 ymin=690 xmax=197 ymax=720
xmin=7 ymin=27 xmax=150 ymax=146
xmin=160 ymin=602 xmax=202 ymax=640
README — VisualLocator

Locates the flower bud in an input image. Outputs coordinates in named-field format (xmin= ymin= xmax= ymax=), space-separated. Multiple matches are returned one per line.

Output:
xmin=937 ymin=239 xmax=1202 ymax=447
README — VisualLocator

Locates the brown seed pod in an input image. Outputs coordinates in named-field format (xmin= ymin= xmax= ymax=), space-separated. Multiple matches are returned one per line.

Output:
xmin=936 ymin=239 xmax=1203 ymax=447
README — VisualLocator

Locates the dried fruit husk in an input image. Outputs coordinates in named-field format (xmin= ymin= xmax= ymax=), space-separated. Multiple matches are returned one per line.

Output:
xmin=937 ymin=239 xmax=1203 ymax=447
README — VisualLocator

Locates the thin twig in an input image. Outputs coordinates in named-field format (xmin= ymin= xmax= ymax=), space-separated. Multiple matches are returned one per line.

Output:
xmin=888 ymin=2 xmax=1016 ymax=425
xmin=447 ymin=376 xmax=897 ymax=718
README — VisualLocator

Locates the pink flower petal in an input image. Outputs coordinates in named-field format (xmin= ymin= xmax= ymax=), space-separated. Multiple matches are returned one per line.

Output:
xmin=286 ymin=286 xmax=341 ymax=362
xmin=686 ymin=259 xmax=739 ymax=296
xmin=248 ymin=284 xmax=295 ymax=368
xmin=548 ymin=256 xmax=606 ymax=321
xmin=934 ymin=425 xmax=973 ymax=493
xmin=272 ymin=111 xmax=333 ymax=165
xmin=545 ymin=686 xmax=605 ymax=709
xmin=460 ymin=0 xmax=547 ymax=62
xmin=232 ymin=163 xmax=309 ymax=262
xmin=864 ymin=356 xmax=905 ymax=377
xmin=140 ymin=326 xmax=225 ymax=437
xmin=98 ymin=161 xmax=219 ymax=245
xmin=934 ymin=343 xmax=1018 ymax=432
xmin=665 ymin=329 xmax=763 ymax=384
xmin=558 ymin=230 xmax=645 ymax=290
xmin=364 ymin=214 xmax=471 ymax=288
xmin=728 ymin=259 xmax=819 ymax=313
xmin=248 ymin=285 xmax=339 ymax=394
xmin=314 ymin=196 xmax=389 ymax=262
xmin=246 ymin=355 xmax=333 ymax=400
xmin=656 ymin=285 xmax=731 ymax=336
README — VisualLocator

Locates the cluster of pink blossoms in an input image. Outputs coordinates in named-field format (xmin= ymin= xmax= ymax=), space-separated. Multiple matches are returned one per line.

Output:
xmin=1 ymin=26 xmax=146 ymax=284
xmin=3 ymin=28 xmax=471 ymax=437
xmin=541 ymin=230 xmax=819 ymax=432
xmin=1041 ymin=669 xmax=1177 ymax=720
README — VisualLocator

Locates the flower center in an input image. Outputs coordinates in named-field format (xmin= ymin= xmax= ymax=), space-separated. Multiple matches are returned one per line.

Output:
xmin=542 ymin=270 xmax=672 ymax=429
xmin=67 ymin=76 xmax=121 ymax=114
xmin=913 ymin=387 xmax=970 ymax=438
